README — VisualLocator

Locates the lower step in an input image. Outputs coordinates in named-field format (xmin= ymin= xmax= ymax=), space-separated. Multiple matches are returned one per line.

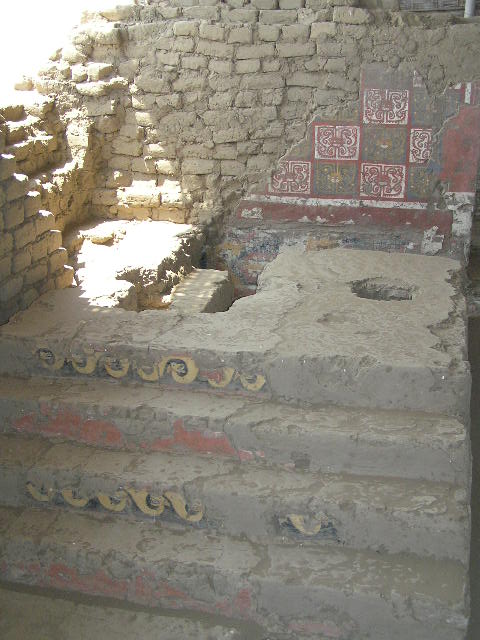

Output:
xmin=0 ymin=584 xmax=256 ymax=640
xmin=0 ymin=376 xmax=468 ymax=484
xmin=0 ymin=506 xmax=468 ymax=639
xmin=0 ymin=433 xmax=469 ymax=562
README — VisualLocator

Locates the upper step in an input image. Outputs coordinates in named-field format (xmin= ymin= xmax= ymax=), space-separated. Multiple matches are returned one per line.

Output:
xmin=0 ymin=432 xmax=469 ymax=563
xmin=8 ymin=135 xmax=59 ymax=176
xmin=169 ymin=268 xmax=234 ymax=314
xmin=0 ymin=375 xmax=468 ymax=484
xmin=0 ymin=248 xmax=470 ymax=418
xmin=65 ymin=219 xmax=203 ymax=311
xmin=5 ymin=115 xmax=41 ymax=145
xmin=0 ymin=505 xmax=468 ymax=640
xmin=0 ymin=584 xmax=253 ymax=640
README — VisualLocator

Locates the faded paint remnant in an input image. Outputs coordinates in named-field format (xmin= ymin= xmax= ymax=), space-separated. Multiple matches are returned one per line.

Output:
xmin=145 ymin=419 xmax=239 ymax=458
xmin=240 ymin=207 xmax=263 ymax=219
xmin=421 ymin=226 xmax=444 ymax=255
xmin=14 ymin=410 xmax=125 ymax=448
xmin=45 ymin=563 xmax=129 ymax=600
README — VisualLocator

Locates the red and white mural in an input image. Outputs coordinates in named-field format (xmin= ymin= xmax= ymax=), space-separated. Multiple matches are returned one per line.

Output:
xmin=219 ymin=65 xmax=480 ymax=295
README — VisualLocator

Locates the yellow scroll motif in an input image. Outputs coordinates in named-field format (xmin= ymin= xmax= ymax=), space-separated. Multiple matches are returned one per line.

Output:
xmin=207 ymin=367 xmax=236 ymax=388
xmin=71 ymin=349 xmax=98 ymax=375
xmin=127 ymin=488 xmax=166 ymax=516
xmin=164 ymin=490 xmax=204 ymax=523
xmin=97 ymin=490 xmax=128 ymax=512
xmin=26 ymin=482 xmax=204 ymax=523
xmin=61 ymin=488 xmax=89 ymax=508
xmin=104 ymin=357 xmax=130 ymax=379
xmin=36 ymin=348 xmax=65 ymax=371
xmin=238 ymin=373 xmax=266 ymax=392
xmin=26 ymin=481 xmax=52 ymax=502
xmin=35 ymin=341 xmax=266 ymax=394
xmin=136 ymin=363 xmax=159 ymax=382
xmin=169 ymin=357 xmax=199 ymax=384
xmin=284 ymin=514 xmax=331 ymax=536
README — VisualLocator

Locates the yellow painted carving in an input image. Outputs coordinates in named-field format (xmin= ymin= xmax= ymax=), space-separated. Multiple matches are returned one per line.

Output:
xmin=36 ymin=347 xmax=65 ymax=371
xmin=286 ymin=514 xmax=330 ymax=536
xmin=61 ymin=489 xmax=89 ymax=508
xmin=26 ymin=481 xmax=52 ymax=502
xmin=136 ymin=363 xmax=159 ymax=382
xmin=207 ymin=367 xmax=235 ymax=388
xmin=104 ymin=357 xmax=130 ymax=379
xmin=164 ymin=490 xmax=204 ymax=522
xmin=97 ymin=490 xmax=128 ymax=512
xmin=128 ymin=488 xmax=166 ymax=516
xmin=239 ymin=373 xmax=266 ymax=392
xmin=71 ymin=349 xmax=98 ymax=375
xmin=168 ymin=357 xmax=199 ymax=385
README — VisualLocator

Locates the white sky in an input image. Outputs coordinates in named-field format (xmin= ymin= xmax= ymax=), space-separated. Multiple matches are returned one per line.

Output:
xmin=0 ymin=1 xmax=118 ymax=90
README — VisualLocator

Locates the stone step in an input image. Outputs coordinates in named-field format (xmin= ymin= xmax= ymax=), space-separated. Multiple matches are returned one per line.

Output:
xmin=0 ymin=505 xmax=468 ymax=640
xmin=0 ymin=102 xmax=25 ymax=122
xmin=5 ymin=115 xmax=41 ymax=145
xmin=63 ymin=219 xmax=204 ymax=310
xmin=15 ymin=138 xmax=60 ymax=177
xmin=0 ymin=433 xmax=468 ymax=562
xmin=0 ymin=249 xmax=470 ymax=418
xmin=170 ymin=268 xmax=234 ymax=314
xmin=0 ymin=584 xmax=255 ymax=640
xmin=8 ymin=134 xmax=58 ymax=164
xmin=0 ymin=376 xmax=468 ymax=484
xmin=112 ymin=182 xmax=189 ymax=224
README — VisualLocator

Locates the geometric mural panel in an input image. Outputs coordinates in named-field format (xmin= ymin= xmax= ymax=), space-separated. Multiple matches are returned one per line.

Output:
xmin=314 ymin=124 xmax=360 ymax=161
xmin=407 ymin=166 xmax=435 ymax=201
xmin=269 ymin=160 xmax=312 ymax=195
xmin=409 ymin=128 xmax=433 ymax=164
xmin=362 ymin=126 xmax=407 ymax=164
xmin=360 ymin=163 xmax=406 ymax=199
xmin=313 ymin=162 xmax=358 ymax=197
xmin=363 ymin=89 xmax=409 ymax=126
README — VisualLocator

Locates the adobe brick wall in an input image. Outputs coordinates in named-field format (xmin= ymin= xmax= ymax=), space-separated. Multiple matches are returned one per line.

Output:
xmin=2 ymin=0 xmax=480 ymax=317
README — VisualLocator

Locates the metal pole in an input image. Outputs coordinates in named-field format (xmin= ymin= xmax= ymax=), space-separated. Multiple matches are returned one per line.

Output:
xmin=465 ymin=0 xmax=476 ymax=18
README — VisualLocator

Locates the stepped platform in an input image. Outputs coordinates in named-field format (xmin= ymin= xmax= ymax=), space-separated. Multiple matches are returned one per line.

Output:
xmin=0 ymin=247 xmax=470 ymax=416
xmin=0 ymin=246 xmax=471 ymax=639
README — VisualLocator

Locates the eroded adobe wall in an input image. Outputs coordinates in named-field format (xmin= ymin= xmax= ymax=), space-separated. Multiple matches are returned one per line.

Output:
xmin=0 ymin=61 xmax=102 ymax=324
xmin=33 ymin=1 xmax=480 ymax=289
xmin=0 ymin=100 xmax=77 ymax=324
xmin=2 ymin=0 xmax=480 ymax=315
xmin=226 ymin=67 xmax=480 ymax=293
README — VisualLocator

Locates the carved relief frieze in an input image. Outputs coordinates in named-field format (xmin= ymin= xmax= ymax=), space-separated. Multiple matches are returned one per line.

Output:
xmin=35 ymin=347 xmax=266 ymax=393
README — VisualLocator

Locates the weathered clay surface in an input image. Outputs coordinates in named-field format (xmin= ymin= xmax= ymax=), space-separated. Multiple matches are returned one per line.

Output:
xmin=0 ymin=4 xmax=476 ymax=636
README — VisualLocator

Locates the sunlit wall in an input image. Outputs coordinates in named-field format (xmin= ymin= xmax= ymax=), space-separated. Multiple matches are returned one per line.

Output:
xmin=0 ymin=0 xmax=120 ymax=92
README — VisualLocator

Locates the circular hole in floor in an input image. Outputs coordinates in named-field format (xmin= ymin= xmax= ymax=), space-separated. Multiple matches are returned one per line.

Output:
xmin=351 ymin=277 xmax=416 ymax=301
